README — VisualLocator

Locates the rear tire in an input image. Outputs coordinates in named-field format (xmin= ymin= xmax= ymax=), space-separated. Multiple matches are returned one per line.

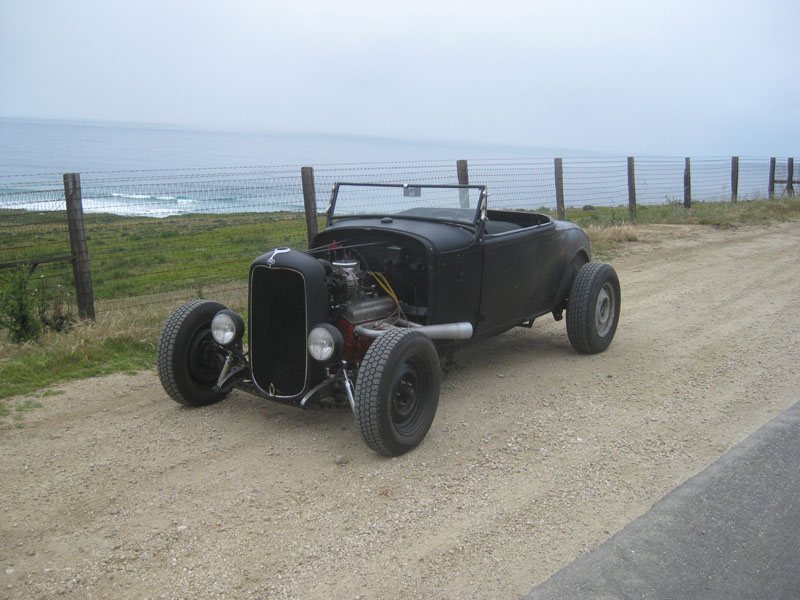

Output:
xmin=355 ymin=328 xmax=441 ymax=456
xmin=566 ymin=262 xmax=620 ymax=354
xmin=157 ymin=300 xmax=230 ymax=407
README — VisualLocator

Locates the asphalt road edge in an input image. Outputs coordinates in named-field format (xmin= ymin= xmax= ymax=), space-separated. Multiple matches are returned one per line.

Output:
xmin=522 ymin=400 xmax=800 ymax=600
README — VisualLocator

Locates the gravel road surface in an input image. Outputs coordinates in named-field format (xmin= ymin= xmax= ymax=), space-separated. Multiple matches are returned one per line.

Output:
xmin=2 ymin=222 xmax=799 ymax=599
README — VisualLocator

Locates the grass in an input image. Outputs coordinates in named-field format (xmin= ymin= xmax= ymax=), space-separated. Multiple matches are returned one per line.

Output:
xmin=1 ymin=195 xmax=799 ymax=411
xmin=0 ymin=314 xmax=159 ymax=426
xmin=0 ymin=210 xmax=319 ymax=301
xmin=537 ymin=196 xmax=800 ymax=257
xmin=583 ymin=224 xmax=640 ymax=259
xmin=1 ymin=394 xmax=51 ymax=429
xmin=551 ymin=196 xmax=800 ymax=229
xmin=0 ymin=392 xmax=51 ymax=428
xmin=0 ymin=315 xmax=158 ymax=399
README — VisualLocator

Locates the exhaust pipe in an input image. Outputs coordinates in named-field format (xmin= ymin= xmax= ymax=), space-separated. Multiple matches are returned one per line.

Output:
xmin=354 ymin=321 xmax=473 ymax=340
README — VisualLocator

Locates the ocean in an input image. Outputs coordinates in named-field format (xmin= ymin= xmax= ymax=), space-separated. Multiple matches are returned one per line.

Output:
xmin=0 ymin=118 xmax=778 ymax=216
xmin=0 ymin=117 xmax=581 ymax=176
xmin=0 ymin=117 xmax=600 ymax=216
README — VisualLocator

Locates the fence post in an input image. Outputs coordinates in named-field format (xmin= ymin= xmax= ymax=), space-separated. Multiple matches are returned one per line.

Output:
xmin=456 ymin=159 xmax=470 ymax=208
xmin=554 ymin=158 xmax=565 ymax=220
xmin=456 ymin=159 xmax=469 ymax=185
xmin=63 ymin=173 xmax=95 ymax=321
xmin=683 ymin=157 xmax=692 ymax=208
xmin=731 ymin=156 xmax=739 ymax=203
xmin=787 ymin=158 xmax=795 ymax=196
xmin=627 ymin=156 xmax=637 ymax=220
xmin=768 ymin=157 xmax=776 ymax=198
xmin=301 ymin=166 xmax=319 ymax=247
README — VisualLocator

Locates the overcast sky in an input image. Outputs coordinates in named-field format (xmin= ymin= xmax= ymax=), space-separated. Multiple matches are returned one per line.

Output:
xmin=1 ymin=0 xmax=797 ymax=156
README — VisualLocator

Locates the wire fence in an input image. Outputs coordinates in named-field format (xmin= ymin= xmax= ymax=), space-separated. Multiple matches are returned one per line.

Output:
xmin=0 ymin=156 xmax=795 ymax=323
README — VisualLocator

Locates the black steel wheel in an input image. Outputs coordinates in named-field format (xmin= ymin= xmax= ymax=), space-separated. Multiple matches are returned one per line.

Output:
xmin=355 ymin=328 xmax=441 ymax=456
xmin=566 ymin=262 xmax=621 ymax=354
xmin=157 ymin=300 xmax=230 ymax=407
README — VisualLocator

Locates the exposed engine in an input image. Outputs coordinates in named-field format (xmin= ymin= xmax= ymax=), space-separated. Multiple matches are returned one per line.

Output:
xmin=316 ymin=256 xmax=402 ymax=361
xmin=318 ymin=256 xmax=395 ymax=320
xmin=327 ymin=258 xmax=366 ymax=305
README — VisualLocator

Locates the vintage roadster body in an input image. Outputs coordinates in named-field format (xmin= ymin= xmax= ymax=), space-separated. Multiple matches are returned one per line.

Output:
xmin=157 ymin=183 xmax=620 ymax=455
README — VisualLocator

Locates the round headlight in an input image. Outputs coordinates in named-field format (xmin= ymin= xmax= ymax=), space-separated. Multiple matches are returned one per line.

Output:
xmin=211 ymin=310 xmax=244 ymax=346
xmin=308 ymin=324 xmax=344 ymax=364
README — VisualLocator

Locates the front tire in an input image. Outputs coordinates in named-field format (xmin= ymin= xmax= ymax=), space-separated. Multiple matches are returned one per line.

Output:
xmin=566 ymin=262 xmax=620 ymax=354
xmin=355 ymin=328 xmax=441 ymax=456
xmin=157 ymin=300 xmax=231 ymax=407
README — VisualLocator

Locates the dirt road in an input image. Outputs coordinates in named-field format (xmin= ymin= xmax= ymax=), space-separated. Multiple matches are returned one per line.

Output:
xmin=2 ymin=222 xmax=799 ymax=600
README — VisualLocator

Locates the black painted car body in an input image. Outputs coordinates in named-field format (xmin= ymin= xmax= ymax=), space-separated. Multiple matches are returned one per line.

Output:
xmin=157 ymin=183 xmax=620 ymax=456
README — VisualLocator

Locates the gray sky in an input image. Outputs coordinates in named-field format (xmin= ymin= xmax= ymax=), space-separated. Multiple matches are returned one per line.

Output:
xmin=1 ymin=0 xmax=797 ymax=156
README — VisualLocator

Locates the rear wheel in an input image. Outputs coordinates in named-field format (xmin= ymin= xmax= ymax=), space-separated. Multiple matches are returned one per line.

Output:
xmin=157 ymin=300 xmax=230 ymax=407
xmin=566 ymin=262 xmax=620 ymax=354
xmin=355 ymin=328 xmax=441 ymax=456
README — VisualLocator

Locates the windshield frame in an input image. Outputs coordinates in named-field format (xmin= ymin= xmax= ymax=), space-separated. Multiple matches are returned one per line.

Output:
xmin=325 ymin=182 xmax=488 ymax=228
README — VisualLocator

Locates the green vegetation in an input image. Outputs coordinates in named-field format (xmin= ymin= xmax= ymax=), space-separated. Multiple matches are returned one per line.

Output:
xmin=0 ymin=266 xmax=76 ymax=344
xmin=0 ymin=209 xmax=319 ymax=302
xmin=1 ymin=392 xmax=52 ymax=428
xmin=1 ymin=196 xmax=798 ymax=413
xmin=0 ymin=267 xmax=43 ymax=342
xmin=545 ymin=196 xmax=800 ymax=229
xmin=0 ymin=316 xmax=157 ymax=400
xmin=536 ymin=196 xmax=800 ymax=257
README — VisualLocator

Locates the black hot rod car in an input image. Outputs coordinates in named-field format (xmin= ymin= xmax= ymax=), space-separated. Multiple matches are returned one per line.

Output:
xmin=157 ymin=183 xmax=620 ymax=455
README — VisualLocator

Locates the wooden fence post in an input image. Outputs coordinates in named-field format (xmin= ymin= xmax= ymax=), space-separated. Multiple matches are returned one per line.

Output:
xmin=456 ymin=159 xmax=470 ymax=208
xmin=627 ymin=156 xmax=637 ymax=220
xmin=768 ymin=157 xmax=776 ymax=199
xmin=787 ymin=158 xmax=795 ymax=196
xmin=301 ymin=167 xmax=319 ymax=247
xmin=554 ymin=158 xmax=565 ymax=220
xmin=683 ymin=157 xmax=692 ymax=208
xmin=456 ymin=159 xmax=469 ymax=185
xmin=63 ymin=173 xmax=95 ymax=320
xmin=731 ymin=156 xmax=739 ymax=203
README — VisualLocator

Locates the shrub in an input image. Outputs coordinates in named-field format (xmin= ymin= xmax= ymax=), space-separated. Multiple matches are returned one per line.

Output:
xmin=0 ymin=267 xmax=43 ymax=343
xmin=36 ymin=276 xmax=75 ymax=333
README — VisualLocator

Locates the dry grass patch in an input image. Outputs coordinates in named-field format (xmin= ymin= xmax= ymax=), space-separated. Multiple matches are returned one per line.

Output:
xmin=585 ymin=224 xmax=639 ymax=243
xmin=584 ymin=224 xmax=639 ymax=258
xmin=0 ymin=311 xmax=161 ymax=402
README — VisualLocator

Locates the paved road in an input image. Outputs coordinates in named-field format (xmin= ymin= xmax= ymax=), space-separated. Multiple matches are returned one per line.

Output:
xmin=523 ymin=400 xmax=800 ymax=600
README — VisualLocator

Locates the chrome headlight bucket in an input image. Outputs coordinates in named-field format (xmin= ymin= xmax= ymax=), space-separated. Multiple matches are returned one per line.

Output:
xmin=308 ymin=323 xmax=344 ymax=364
xmin=211 ymin=310 xmax=245 ymax=347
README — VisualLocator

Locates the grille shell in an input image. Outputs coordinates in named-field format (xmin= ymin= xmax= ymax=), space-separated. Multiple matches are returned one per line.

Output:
xmin=248 ymin=249 xmax=328 ymax=404
xmin=250 ymin=266 xmax=309 ymax=397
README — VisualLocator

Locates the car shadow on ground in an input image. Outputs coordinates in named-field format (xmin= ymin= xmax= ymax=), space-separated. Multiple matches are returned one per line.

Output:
xmin=182 ymin=323 xmax=578 ymax=448
xmin=449 ymin=324 xmax=575 ymax=372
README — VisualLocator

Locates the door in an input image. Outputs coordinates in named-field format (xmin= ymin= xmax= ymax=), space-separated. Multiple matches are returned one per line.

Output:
xmin=476 ymin=222 xmax=557 ymax=337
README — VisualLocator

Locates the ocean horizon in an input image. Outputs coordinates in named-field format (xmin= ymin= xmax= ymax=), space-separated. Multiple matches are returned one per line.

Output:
xmin=0 ymin=117 xmax=781 ymax=218
xmin=0 ymin=116 xmax=604 ymax=177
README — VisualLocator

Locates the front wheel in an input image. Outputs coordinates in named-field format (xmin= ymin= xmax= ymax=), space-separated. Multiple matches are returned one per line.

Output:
xmin=157 ymin=300 xmax=231 ymax=407
xmin=354 ymin=328 xmax=441 ymax=456
xmin=566 ymin=262 xmax=620 ymax=354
